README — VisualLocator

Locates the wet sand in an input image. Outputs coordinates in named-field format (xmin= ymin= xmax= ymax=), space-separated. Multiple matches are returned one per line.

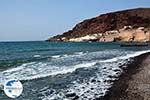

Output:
xmin=102 ymin=52 xmax=150 ymax=100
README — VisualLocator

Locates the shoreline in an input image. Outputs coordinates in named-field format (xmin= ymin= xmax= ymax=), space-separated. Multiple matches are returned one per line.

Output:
xmin=101 ymin=52 xmax=150 ymax=100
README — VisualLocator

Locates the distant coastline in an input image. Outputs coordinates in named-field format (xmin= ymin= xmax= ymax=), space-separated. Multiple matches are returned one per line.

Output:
xmin=47 ymin=8 xmax=150 ymax=43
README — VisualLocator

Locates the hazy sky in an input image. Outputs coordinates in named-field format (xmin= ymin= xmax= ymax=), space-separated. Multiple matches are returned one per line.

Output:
xmin=0 ymin=0 xmax=149 ymax=41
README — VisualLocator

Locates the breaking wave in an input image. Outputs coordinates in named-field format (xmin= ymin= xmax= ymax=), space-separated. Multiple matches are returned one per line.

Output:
xmin=39 ymin=50 xmax=150 ymax=100
xmin=1 ymin=50 xmax=150 ymax=83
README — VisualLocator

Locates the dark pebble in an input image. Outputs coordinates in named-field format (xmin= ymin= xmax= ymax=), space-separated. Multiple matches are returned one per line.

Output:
xmin=91 ymin=88 xmax=94 ymax=90
xmin=97 ymin=80 xmax=101 ymax=82
xmin=66 ymin=93 xmax=76 ymax=97
xmin=114 ymin=69 xmax=120 ymax=72
xmin=91 ymin=79 xmax=96 ymax=83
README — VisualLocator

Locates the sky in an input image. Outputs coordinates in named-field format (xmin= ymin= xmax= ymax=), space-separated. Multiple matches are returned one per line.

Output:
xmin=0 ymin=0 xmax=149 ymax=41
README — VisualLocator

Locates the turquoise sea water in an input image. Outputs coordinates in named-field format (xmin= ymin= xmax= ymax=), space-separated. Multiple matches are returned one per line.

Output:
xmin=0 ymin=41 xmax=149 ymax=100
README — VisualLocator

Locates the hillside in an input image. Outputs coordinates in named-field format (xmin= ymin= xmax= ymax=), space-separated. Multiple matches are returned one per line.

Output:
xmin=47 ymin=8 xmax=150 ymax=42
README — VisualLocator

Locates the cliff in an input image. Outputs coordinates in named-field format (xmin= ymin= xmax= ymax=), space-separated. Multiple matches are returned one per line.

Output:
xmin=47 ymin=8 xmax=150 ymax=42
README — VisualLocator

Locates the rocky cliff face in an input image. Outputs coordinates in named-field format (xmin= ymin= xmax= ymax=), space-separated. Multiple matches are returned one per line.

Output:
xmin=115 ymin=27 xmax=150 ymax=42
xmin=47 ymin=8 xmax=150 ymax=42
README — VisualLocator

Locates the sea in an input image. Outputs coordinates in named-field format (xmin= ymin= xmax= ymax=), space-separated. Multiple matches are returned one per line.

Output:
xmin=0 ymin=41 xmax=149 ymax=100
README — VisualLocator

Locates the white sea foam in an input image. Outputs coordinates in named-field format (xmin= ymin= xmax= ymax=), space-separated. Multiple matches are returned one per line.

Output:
xmin=1 ymin=50 xmax=150 ymax=81
xmin=51 ymin=55 xmax=61 ymax=58
xmin=99 ymin=50 xmax=150 ymax=63
xmin=51 ymin=52 xmax=85 ymax=59
xmin=1 ymin=50 xmax=150 ymax=87
xmin=39 ymin=50 xmax=150 ymax=100
xmin=40 ymin=60 xmax=125 ymax=100
xmin=33 ymin=55 xmax=41 ymax=58
xmin=1 ymin=61 xmax=96 ymax=82
xmin=74 ymin=52 xmax=85 ymax=55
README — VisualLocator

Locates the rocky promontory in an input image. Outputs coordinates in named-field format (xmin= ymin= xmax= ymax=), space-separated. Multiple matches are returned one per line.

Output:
xmin=47 ymin=8 xmax=150 ymax=42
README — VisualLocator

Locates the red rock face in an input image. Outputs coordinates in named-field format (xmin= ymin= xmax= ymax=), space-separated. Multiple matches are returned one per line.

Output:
xmin=48 ymin=8 xmax=150 ymax=41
